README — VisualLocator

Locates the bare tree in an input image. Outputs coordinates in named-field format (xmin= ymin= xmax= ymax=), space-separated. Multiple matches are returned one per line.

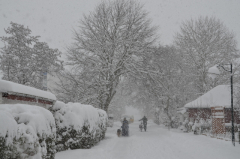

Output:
xmin=56 ymin=0 xmax=156 ymax=112
xmin=174 ymin=16 xmax=238 ymax=96
xmin=120 ymin=46 xmax=189 ymax=127
xmin=145 ymin=46 xmax=188 ymax=127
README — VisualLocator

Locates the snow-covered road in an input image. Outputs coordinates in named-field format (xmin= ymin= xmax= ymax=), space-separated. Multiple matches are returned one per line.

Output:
xmin=56 ymin=121 xmax=239 ymax=159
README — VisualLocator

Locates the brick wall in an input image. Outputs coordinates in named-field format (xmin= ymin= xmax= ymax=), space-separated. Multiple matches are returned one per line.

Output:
xmin=187 ymin=108 xmax=211 ymax=121
xmin=187 ymin=107 xmax=240 ymax=134
xmin=224 ymin=108 xmax=240 ymax=124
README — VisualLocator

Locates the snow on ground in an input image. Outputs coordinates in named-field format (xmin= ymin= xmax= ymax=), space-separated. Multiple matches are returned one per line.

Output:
xmin=55 ymin=121 xmax=239 ymax=159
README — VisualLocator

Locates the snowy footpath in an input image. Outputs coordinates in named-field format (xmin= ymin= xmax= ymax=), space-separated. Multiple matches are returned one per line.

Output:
xmin=56 ymin=121 xmax=239 ymax=159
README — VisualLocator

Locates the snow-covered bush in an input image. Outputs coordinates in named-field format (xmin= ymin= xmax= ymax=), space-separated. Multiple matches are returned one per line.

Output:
xmin=51 ymin=101 xmax=107 ymax=152
xmin=192 ymin=121 xmax=201 ymax=134
xmin=188 ymin=121 xmax=194 ymax=132
xmin=189 ymin=119 xmax=212 ymax=135
xmin=0 ymin=111 xmax=18 ymax=158
xmin=180 ymin=118 xmax=190 ymax=132
xmin=95 ymin=109 xmax=108 ymax=143
xmin=0 ymin=104 xmax=56 ymax=159
xmin=171 ymin=116 xmax=180 ymax=128
xmin=199 ymin=119 xmax=211 ymax=134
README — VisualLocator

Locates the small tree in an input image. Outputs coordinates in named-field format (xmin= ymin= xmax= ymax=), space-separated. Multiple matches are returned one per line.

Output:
xmin=0 ymin=22 xmax=63 ymax=90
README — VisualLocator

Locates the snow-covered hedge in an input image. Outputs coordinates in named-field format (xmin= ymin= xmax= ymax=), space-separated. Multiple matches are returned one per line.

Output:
xmin=0 ymin=104 xmax=56 ymax=159
xmin=50 ymin=101 xmax=107 ymax=152
xmin=95 ymin=108 xmax=108 ymax=143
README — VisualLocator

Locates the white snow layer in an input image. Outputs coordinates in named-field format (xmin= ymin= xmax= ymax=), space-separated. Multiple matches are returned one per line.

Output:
xmin=53 ymin=101 xmax=107 ymax=132
xmin=97 ymin=108 xmax=108 ymax=126
xmin=0 ymin=104 xmax=56 ymax=144
xmin=208 ymin=65 xmax=220 ymax=80
xmin=56 ymin=121 xmax=240 ymax=159
xmin=0 ymin=79 xmax=56 ymax=101
xmin=0 ymin=111 xmax=18 ymax=144
xmin=184 ymin=85 xmax=232 ymax=108
xmin=177 ymin=107 xmax=187 ymax=114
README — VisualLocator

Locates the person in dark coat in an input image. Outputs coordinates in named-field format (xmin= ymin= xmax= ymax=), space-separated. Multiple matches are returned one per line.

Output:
xmin=121 ymin=117 xmax=129 ymax=136
xmin=139 ymin=116 xmax=148 ymax=131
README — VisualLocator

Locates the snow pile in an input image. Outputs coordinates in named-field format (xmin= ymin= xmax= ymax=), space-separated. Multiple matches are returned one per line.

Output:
xmin=52 ymin=101 xmax=108 ymax=152
xmin=0 ymin=79 xmax=56 ymax=101
xmin=0 ymin=104 xmax=56 ymax=159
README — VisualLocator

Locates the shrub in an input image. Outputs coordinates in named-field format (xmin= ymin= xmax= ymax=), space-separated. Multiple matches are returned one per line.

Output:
xmin=0 ymin=104 xmax=56 ymax=159
xmin=52 ymin=101 xmax=107 ymax=152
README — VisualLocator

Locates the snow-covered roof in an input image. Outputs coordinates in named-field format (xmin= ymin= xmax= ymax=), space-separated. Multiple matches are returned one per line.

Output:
xmin=177 ymin=107 xmax=187 ymax=114
xmin=184 ymin=85 xmax=232 ymax=108
xmin=0 ymin=80 xmax=56 ymax=101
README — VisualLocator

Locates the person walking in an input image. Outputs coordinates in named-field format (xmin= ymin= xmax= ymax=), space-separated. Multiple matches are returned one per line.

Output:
xmin=139 ymin=116 xmax=148 ymax=131
xmin=121 ymin=117 xmax=129 ymax=136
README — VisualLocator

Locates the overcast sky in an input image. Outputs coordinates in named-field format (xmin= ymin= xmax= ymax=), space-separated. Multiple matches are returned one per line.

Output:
xmin=1 ymin=0 xmax=240 ymax=55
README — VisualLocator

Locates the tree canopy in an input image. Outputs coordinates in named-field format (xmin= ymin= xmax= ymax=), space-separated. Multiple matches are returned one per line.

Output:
xmin=0 ymin=22 xmax=63 ymax=90
xmin=174 ymin=16 xmax=238 ymax=95
xmin=55 ymin=0 xmax=157 ymax=112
